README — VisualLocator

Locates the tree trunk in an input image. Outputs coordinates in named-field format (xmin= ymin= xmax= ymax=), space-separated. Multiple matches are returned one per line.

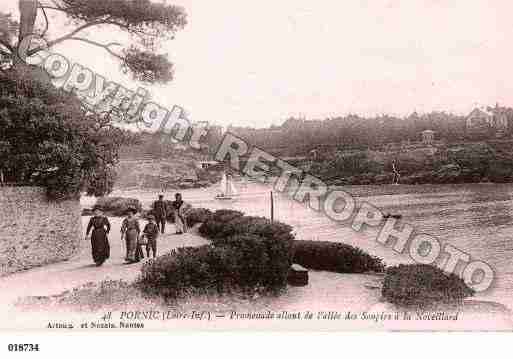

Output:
xmin=18 ymin=0 xmax=38 ymax=43
xmin=14 ymin=1 xmax=51 ymax=83
xmin=13 ymin=0 xmax=37 ymax=68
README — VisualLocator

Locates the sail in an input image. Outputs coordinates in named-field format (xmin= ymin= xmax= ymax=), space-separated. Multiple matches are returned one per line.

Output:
xmin=217 ymin=172 xmax=237 ymax=198
xmin=228 ymin=178 xmax=238 ymax=196
xmin=219 ymin=173 xmax=227 ymax=195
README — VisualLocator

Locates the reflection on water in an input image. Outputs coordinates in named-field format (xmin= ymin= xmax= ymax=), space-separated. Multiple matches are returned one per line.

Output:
xmin=85 ymin=181 xmax=513 ymax=310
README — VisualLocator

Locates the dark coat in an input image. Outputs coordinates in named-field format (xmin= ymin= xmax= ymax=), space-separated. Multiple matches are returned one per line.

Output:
xmin=153 ymin=200 xmax=167 ymax=218
xmin=86 ymin=216 xmax=111 ymax=264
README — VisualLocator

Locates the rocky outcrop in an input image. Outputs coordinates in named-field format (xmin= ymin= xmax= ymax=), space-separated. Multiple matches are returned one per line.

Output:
xmin=115 ymin=159 xmax=219 ymax=190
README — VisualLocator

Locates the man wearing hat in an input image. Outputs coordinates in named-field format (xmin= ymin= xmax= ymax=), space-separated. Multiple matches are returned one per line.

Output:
xmin=142 ymin=214 xmax=160 ymax=258
xmin=152 ymin=194 xmax=168 ymax=234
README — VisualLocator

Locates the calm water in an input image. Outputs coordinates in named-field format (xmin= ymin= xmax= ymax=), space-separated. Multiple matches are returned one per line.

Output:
xmin=91 ymin=181 xmax=513 ymax=310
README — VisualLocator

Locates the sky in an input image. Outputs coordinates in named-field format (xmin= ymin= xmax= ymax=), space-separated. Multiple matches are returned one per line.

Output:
xmin=3 ymin=0 xmax=513 ymax=128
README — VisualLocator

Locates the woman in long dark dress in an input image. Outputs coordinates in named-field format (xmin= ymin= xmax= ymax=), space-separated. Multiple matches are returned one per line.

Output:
xmin=85 ymin=207 xmax=111 ymax=266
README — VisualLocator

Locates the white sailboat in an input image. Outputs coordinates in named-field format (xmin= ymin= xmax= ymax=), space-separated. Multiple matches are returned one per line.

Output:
xmin=215 ymin=173 xmax=238 ymax=200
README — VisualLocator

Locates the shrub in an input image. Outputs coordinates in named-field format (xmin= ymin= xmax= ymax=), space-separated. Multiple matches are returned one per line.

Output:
xmin=139 ymin=211 xmax=295 ymax=299
xmin=212 ymin=216 xmax=293 ymax=240
xmin=211 ymin=233 xmax=289 ymax=289
xmin=199 ymin=211 xmax=292 ymax=241
xmin=381 ymin=264 xmax=474 ymax=308
xmin=292 ymin=240 xmax=385 ymax=273
xmin=198 ymin=209 xmax=244 ymax=238
xmin=212 ymin=209 xmax=245 ymax=222
xmin=139 ymin=246 xmax=217 ymax=298
xmin=139 ymin=233 xmax=292 ymax=299
xmin=94 ymin=196 xmax=142 ymax=216
xmin=0 ymin=70 xmax=136 ymax=200
xmin=207 ymin=216 xmax=294 ymax=282
xmin=186 ymin=207 xmax=213 ymax=227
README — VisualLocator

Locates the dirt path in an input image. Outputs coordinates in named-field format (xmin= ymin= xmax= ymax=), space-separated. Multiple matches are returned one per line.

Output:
xmin=0 ymin=217 xmax=209 ymax=311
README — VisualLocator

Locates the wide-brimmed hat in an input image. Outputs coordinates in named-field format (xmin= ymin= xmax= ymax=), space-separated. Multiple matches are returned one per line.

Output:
xmin=126 ymin=207 xmax=137 ymax=214
xmin=147 ymin=214 xmax=156 ymax=220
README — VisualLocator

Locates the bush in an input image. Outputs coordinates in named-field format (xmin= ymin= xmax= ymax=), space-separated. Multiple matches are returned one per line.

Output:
xmin=186 ymin=207 xmax=213 ymax=227
xmin=139 ymin=233 xmax=292 ymax=299
xmin=292 ymin=240 xmax=385 ymax=273
xmin=139 ymin=246 xmax=218 ymax=298
xmin=198 ymin=209 xmax=244 ymax=237
xmin=94 ymin=196 xmax=142 ymax=216
xmin=214 ymin=234 xmax=275 ymax=288
xmin=0 ymin=70 xmax=136 ymax=200
xmin=381 ymin=264 xmax=474 ymax=308
xmin=139 ymin=211 xmax=295 ymax=299
xmin=210 ymin=215 xmax=293 ymax=240
xmin=212 ymin=209 xmax=245 ymax=222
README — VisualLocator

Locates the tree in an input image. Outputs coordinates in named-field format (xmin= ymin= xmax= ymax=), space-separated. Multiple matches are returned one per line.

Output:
xmin=0 ymin=0 xmax=187 ymax=199
xmin=1 ymin=0 xmax=187 ymax=83
xmin=0 ymin=69 xmax=140 ymax=199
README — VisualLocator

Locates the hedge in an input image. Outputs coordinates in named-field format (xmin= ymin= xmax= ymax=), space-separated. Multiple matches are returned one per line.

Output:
xmin=381 ymin=264 xmax=474 ymax=308
xmin=139 ymin=245 xmax=231 ymax=298
xmin=198 ymin=210 xmax=293 ymax=242
xmin=94 ymin=196 xmax=142 ymax=216
xmin=186 ymin=208 xmax=213 ymax=227
xmin=198 ymin=209 xmax=244 ymax=238
xmin=139 ymin=210 xmax=295 ymax=299
xmin=292 ymin=240 xmax=385 ymax=273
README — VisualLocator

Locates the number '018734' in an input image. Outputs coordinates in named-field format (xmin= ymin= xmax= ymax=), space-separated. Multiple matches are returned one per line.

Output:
xmin=7 ymin=344 xmax=40 ymax=352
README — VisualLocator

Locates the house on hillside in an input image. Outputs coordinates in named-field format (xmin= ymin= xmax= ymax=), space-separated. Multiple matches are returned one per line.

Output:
xmin=495 ymin=113 xmax=508 ymax=136
xmin=466 ymin=108 xmax=492 ymax=136
xmin=466 ymin=106 xmax=508 ymax=137
xmin=489 ymin=106 xmax=509 ymax=137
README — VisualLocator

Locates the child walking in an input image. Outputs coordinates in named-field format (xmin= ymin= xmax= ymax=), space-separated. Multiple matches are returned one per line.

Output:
xmin=143 ymin=215 xmax=160 ymax=258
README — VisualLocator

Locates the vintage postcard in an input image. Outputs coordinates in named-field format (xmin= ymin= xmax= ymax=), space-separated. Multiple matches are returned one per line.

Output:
xmin=1 ymin=0 xmax=513 ymax=336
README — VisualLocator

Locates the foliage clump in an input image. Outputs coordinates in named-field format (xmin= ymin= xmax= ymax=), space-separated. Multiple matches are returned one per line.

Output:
xmin=382 ymin=264 xmax=474 ymax=308
xmin=139 ymin=210 xmax=295 ymax=299
xmin=292 ymin=240 xmax=385 ymax=274
xmin=0 ymin=70 xmax=136 ymax=199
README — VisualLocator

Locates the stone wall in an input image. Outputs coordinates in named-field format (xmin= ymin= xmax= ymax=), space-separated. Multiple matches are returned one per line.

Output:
xmin=0 ymin=187 xmax=81 ymax=276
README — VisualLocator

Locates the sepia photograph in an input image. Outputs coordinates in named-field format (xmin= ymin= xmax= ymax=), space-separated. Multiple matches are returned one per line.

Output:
xmin=2 ymin=0 xmax=513 ymax=342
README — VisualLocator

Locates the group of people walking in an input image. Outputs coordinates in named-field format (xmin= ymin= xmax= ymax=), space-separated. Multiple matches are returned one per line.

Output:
xmin=85 ymin=193 xmax=189 ymax=266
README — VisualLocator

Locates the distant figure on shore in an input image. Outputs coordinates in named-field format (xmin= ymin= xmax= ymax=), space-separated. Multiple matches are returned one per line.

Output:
xmin=152 ymin=194 xmax=167 ymax=234
xmin=172 ymin=193 xmax=188 ymax=234
xmin=392 ymin=160 xmax=400 ymax=185
xmin=85 ymin=207 xmax=111 ymax=266
xmin=142 ymin=215 xmax=160 ymax=258
xmin=121 ymin=208 xmax=140 ymax=263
